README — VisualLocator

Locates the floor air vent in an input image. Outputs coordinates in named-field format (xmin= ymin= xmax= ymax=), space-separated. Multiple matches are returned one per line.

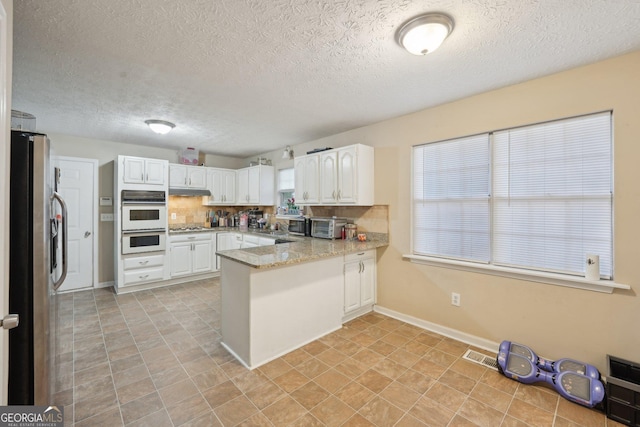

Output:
xmin=463 ymin=349 xmax=499 ymax=371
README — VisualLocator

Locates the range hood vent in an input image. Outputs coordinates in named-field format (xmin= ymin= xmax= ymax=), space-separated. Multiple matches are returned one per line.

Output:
xmin=168 ymin=188 xmax=211 ymax=197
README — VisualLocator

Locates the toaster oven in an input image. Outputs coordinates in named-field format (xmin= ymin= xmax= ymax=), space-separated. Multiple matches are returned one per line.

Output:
xmin=310 ymin=217 xmax=347 ymax=239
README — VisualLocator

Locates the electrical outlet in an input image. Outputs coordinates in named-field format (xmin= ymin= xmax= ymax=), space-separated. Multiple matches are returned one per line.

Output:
xmin=451 ymin=292 xmax=461 ymax=307
xmin=171 ymin=212 xmax=177 ymax=220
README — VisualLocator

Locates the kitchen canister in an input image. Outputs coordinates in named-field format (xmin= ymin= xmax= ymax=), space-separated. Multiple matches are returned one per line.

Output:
xmin=344 ymin=223 xmax=357 ymax=240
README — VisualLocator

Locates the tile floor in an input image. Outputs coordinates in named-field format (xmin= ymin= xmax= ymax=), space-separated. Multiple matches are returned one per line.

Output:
xmin=52 ymin=278 xmax=623 ymax=427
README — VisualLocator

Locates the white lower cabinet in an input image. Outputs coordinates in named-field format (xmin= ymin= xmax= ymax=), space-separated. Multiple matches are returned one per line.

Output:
xmin=216 ymin=232 xmax=241 ymax=270
xmin=122 ymin=253 xmax=166 ymax=286
xmin=169 ymin=233 xmax=214 ymax=277
xmin=343 ymin=250 xmax=376 ymax=320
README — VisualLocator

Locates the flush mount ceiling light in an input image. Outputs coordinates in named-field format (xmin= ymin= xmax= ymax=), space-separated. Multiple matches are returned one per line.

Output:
xmin=145 ymin=119 xmax=175 ymax=134
xmin=282 ymin=145 xmax=293 ymax=160
xmin=396 ymin=12 xmax=454 ymax=55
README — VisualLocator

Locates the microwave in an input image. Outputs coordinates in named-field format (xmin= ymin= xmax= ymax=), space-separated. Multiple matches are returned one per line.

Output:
xmin=288 ymin=217 xmax=310 ymax=236
xmin=122 ymin=230 xmax=166 ymax=254
xmin=311 ymin=217 xmax=347 ymax=239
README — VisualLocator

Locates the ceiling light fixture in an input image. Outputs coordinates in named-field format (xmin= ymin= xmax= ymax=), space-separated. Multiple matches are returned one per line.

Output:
xmin=396 ymin=12 xmax=454 ymax=56
xmin=282 ymin=145 xmax=293 ymax=160
xmin=145 ymin=119 xmax=175 ymax=134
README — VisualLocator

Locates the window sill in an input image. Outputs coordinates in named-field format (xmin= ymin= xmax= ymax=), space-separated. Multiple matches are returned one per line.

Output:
xmin=403 ymin=254 xmax=630 ymax=294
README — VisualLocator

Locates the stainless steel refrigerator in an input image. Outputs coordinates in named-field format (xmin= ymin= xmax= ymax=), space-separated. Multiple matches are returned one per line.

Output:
xmin=9 ymin=130 xmax=67 ymax=405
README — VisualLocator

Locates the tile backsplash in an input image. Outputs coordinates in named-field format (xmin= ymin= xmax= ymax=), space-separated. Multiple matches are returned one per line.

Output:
xmin=167 ymin=196 xmax=275 ymax=226
xmin=168 ymin=196 xmax=388 ymax=234
xmin=306 ymin=205 xmax=388 ymax=234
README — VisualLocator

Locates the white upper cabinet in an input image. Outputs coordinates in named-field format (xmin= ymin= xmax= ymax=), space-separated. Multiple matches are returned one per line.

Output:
xmin=297 ymin=144 xmax=374 ymax=206
xmin=204 ymin=168 xmax=236 ymax=205
xmin=122 ymin=156 xmax=167 ymax=185
xmin=169 ymin=164 xmax=207 ymax=188
xmin=236 ymin=165 xmax=274 ymax=205
xmin=295 ymin=154 xmax=320 ymax=204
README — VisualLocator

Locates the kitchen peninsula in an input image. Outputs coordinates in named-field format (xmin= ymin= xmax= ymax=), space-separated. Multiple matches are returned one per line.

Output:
xmin=217 ymin=234 xmax=388 ymax=369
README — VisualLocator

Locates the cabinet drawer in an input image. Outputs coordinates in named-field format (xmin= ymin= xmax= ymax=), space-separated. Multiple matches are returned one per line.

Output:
xmin=243 ymin=234 xmax=260 ymax=245
xmin=169 ymin=232 xmax=213 ymax=243
xmin=123 ymin=254 xmax=165 ymax=270
xmin=344 ymin=249 xmax=375 ymax=263
xmin=123 ymin=266 xmax=164 ymax=285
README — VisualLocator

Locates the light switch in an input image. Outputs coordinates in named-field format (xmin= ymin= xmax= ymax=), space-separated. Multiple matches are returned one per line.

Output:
xmin=101 ymin=213 xmax=114 ymax=222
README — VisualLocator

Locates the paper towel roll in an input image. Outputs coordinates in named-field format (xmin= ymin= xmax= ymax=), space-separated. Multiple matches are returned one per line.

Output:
xmin=585 ymin=254 xmax=600 ymax=281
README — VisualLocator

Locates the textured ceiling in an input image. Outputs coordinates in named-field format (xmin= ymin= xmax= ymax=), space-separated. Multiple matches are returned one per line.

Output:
xmin=11 ymin=0 xmax=640 ymax=158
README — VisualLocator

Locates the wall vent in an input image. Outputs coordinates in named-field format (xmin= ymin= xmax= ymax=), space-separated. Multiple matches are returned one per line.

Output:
xmin=463 ymin=349 xmax=499 ymax=371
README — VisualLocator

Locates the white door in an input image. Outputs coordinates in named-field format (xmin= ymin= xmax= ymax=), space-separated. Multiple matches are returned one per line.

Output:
xmin=320 ymin=152 xmax=338 ymax=203
xmin=222 ymin=170 xmax=236 ymax=203
xmin=144 ymin=159 xmax=165 ymax=185
xmin=1 ymin=0 xmax=12 ymax=405
xmin=192 ymin=240 xmax=213 ymax=273
xmin=123 ymin=157 xmax=145 ymax=184
xmin=237 ymin=168 xmax=249 ymax=203
xmin=338 ymin=147 xmax=357 ymax=203
xmin=170 ymin=242 xmax=193 ymax=277
xmin=55 ymin=157 xmax=98 ymax=291
xmin=304 ymin=155 xmax=320 ymax=203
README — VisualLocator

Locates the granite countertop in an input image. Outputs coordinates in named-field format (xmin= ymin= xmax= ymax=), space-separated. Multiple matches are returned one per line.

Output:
xmin=217 ymin=233 xmax=388 ymax=269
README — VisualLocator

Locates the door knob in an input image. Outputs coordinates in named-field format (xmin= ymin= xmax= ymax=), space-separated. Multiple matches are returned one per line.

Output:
xmin=84 ymin=231 xmax=91 ymax=238
xmin=1 ymin=314 xmax=19 ymax=330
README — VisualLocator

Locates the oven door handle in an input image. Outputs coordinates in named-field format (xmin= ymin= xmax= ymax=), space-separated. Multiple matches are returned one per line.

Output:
xmin=121 ymin=201 xmax=166 ymax=205
xmin=122 ymin=228 xmax=166 ymax=234
xmin=51 ymin=191 xmax=68 ymax=291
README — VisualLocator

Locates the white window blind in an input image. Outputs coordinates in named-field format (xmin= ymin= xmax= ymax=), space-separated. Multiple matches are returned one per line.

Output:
xmin=277 ymin=168 xmax=294 ymax=191
xmin=413 ymin=134 xmax=490 ymax=262
xmin=492 ymin=112 xmax=612 ymax=278
xmin=412 ymin=111 xmax=613 ymax=280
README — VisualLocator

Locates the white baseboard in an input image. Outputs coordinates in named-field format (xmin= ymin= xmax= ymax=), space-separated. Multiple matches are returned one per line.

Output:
xmin=96 ymin=281 xmax=114 ymax=289
xmin=374 ymin=305 xmax=499 ymax=354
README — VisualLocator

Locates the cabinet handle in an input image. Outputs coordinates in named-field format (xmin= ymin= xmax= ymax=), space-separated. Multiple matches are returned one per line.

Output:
xmin=188 ymin=236 xmax=196 ymax=239
xmin=361 ymin=261 xmax=365 ymax=273
xmin=139 ymin=260 xmax=149 ymax=265
xmin=140 ymin=274 xmax=149 ymax=280
xmin=332 ymin=190 xmax=336 ymax=200
xmin=140 ymin=173 xmax=144 ymax=181
xmin=189 ymin=178 xmax=192 ymax=185
xmin=337 ymin=189 xmax=341 ymax=201
xmin=146 ymin=173 xmax=149 ymax=181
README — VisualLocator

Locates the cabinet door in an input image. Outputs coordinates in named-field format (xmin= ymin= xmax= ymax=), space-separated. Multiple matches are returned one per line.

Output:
xmin=360 ymin=257 xmax=376 ymax=306
xmin=294 ymin=156 xmax=306 ymax=203
xmin=205 ymin=169 xmax=220 ymax=204
xmin=304 ymin=155 xmax=320 ymax=204
xmin=247 ymin=167 xmax=260 ymax=204
xmin=145 ymin=159 xmax=166 ymax=185
xmin=123 ymin=157 xmax=145 ymax=184
xmin=188 ymin=167 xmax=207 ymax=188
xmin=170 ymin=242 xmax=192 ymax=277
xmin=344 ymin=261 xmax=362 ymax=313
xmin=320 ymin=151 xmax=338 ymax=203
xmin=169 ymin=164 xmax=188 ymax=188
xmin=237 ymin=169 xmax=249 ymax=203
xmin=337 ymin=146 xmax=357 ymax=203
xmin=222 ymin=170 xmax=236 ymax=203
xmin=216 ymin=232 xmax=233 ymax=270
xmin=192 ymin=240 xmax=213 ymax=273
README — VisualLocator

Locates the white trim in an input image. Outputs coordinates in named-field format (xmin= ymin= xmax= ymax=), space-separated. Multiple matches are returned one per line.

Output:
xmin=374 ymin=305 xmax=500 ymax=353
xmin=95 ymin=281 xmax=114 ymax=289
xmin=53 ymin=156 xmax=100 ymax=290
xmin=403 ymin=254 xmax=630 ymax=294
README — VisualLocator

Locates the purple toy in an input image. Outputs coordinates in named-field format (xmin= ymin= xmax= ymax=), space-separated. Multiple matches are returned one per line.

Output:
xmin=503 ymin=341 xmax=601 ymax=380
xmin=497 ymin=341 xmax=605 ymax=408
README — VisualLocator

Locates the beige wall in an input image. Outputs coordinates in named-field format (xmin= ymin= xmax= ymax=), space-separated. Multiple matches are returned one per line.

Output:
xmin=273 ymin=52 xmax=640 ymax=372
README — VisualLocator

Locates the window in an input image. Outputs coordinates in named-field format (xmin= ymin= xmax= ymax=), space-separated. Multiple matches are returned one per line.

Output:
xmin=412 ymin=112 xmax=612 ymax=279
xmin=277 ymin=167 xmax=295 ymax=211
